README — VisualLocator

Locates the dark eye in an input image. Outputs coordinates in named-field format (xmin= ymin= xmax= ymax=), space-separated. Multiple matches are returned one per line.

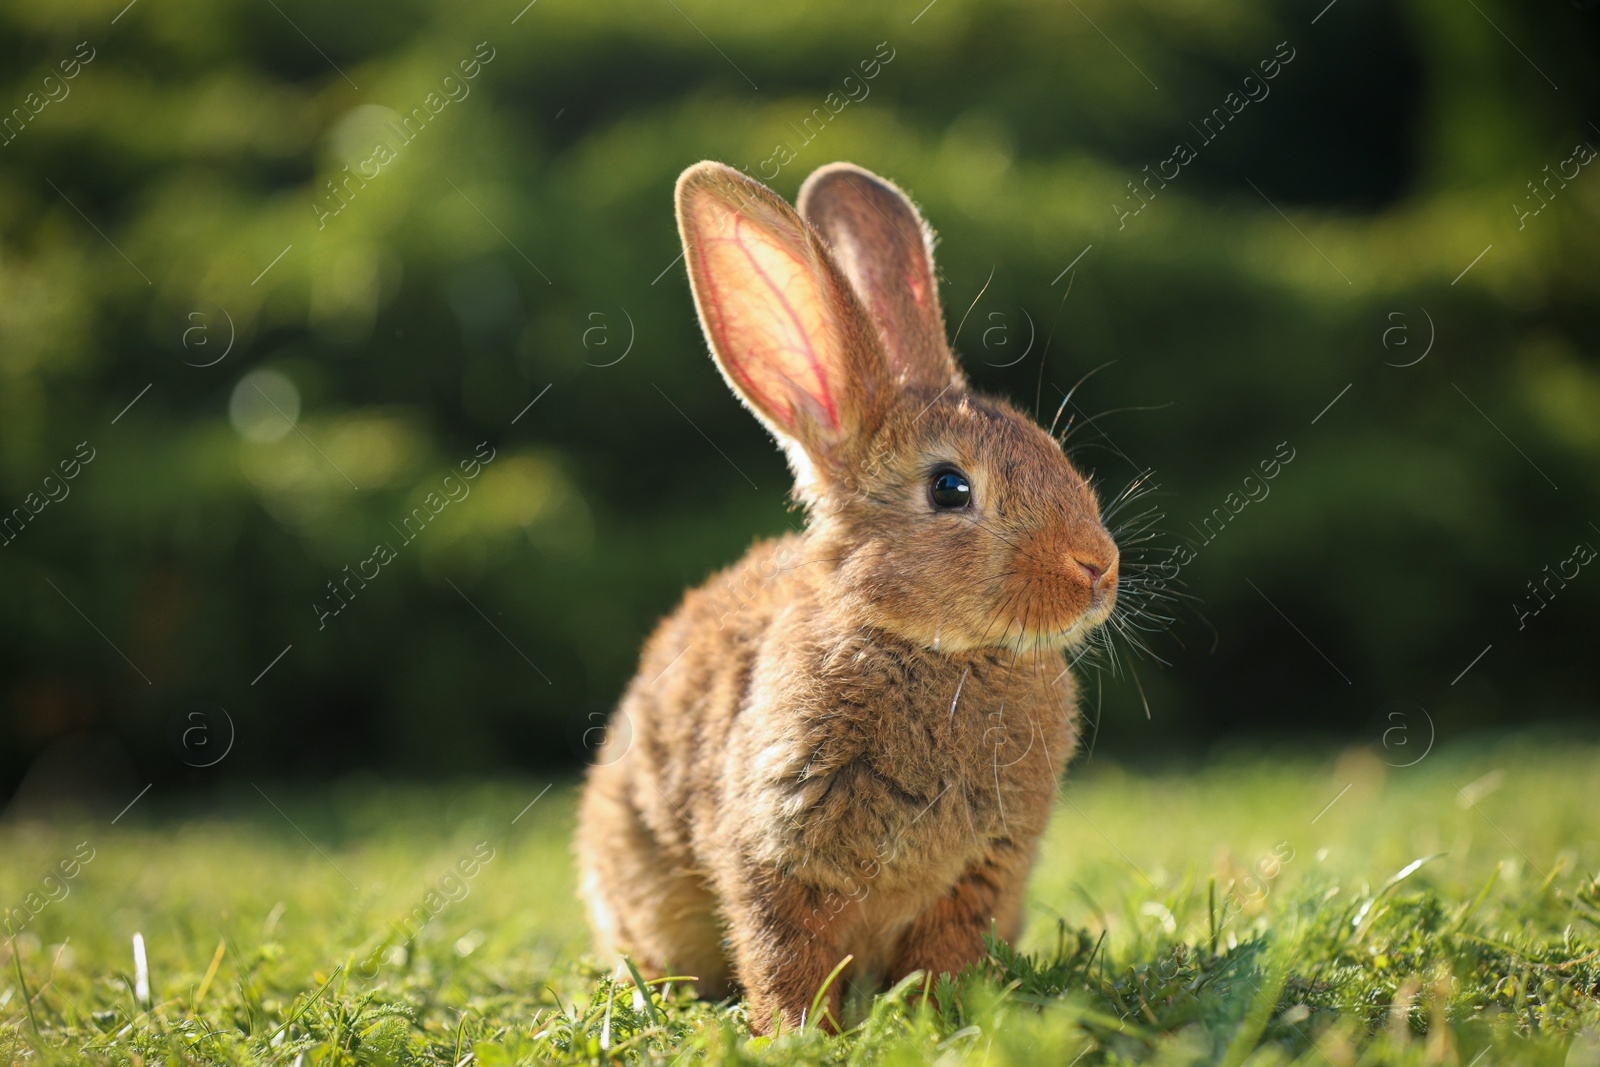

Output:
xmin=928 ymin=468 xmax=972 ymax=510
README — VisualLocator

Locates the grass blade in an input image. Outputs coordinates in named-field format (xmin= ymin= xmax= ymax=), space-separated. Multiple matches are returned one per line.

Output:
xmin=190 ymin=938 xmax=226 ymax=1018
xmin=10 ymin=936 xmax=40 ymax=1040
xmin=807 ymin=954 xmax=854 ymax=1031
xmin=265 ymin=963 xmax=344 ymax=1044
xmin=621 ymin=956 xmax=662 ymax=1028
xmin=1219 ymin=958 xmax=1290 ymax=1067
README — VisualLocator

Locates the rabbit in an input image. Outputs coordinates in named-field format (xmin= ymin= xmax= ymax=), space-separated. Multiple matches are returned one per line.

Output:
xmin=576 ymin=159 xmax=1120 ymax=1035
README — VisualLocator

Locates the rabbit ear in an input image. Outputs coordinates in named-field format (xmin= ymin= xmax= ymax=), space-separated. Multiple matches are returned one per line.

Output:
xmin=797 ymin=162 xmax=958 ymax=391
xmin=676 ymin=161 xmax=889 ymax=473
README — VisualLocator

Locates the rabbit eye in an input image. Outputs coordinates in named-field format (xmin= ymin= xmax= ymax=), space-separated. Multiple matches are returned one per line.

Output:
xmin=928 ymin=468 xmax=972 ymax=510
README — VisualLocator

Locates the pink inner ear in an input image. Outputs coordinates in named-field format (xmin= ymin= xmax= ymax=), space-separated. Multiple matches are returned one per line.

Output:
xmin=907 ymin=271 xmax=930 ymax=311
xmin=690 ymin=206 xmax=842 ymax=434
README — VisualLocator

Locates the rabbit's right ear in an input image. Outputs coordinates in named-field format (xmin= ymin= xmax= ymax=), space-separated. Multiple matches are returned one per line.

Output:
xmin=796 ymin=163 xmax=958 ymax=392
xmin=676 ymin=161 xmax=889 ymax=477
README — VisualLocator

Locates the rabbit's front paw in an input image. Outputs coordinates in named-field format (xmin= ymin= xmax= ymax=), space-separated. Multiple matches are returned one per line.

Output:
xmin=725 ymin=877 xmax=856 ymax=1035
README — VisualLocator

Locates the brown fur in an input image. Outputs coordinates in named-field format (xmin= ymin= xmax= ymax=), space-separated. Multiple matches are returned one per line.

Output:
xmin=576 ymin=161 xmax=1119 ymax=1034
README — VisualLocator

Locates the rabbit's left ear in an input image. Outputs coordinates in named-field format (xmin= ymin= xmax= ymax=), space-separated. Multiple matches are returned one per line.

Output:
xmin=676 ymin=161 xmax=891 ymax=476
xmin=798 ymin=163 xmax=959 ymax=391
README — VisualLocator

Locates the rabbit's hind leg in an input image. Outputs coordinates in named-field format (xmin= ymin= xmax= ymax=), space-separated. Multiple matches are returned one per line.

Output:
xmin=577 ymin=775 xmax=732 ymax=998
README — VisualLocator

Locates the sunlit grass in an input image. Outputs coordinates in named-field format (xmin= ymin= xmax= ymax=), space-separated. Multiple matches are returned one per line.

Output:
xmin=3 ymin=739 xmax=1598 ymax=1064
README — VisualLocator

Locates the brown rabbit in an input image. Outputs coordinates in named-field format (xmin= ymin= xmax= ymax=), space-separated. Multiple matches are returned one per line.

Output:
xmin=576 ymin=160 xmax=1120 ymax=1034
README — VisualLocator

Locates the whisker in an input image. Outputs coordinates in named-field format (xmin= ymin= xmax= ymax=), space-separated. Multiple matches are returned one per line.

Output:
xmin=980 ymin=587 xmax=1027 ymax=648
xmin=958 ymin=512 xmax=1025 ymax=554
xmin=1037 ymin=273 xmax=1077 ymax=426
xmin=1104 ymin=468 xmax=1158 ymax=508
xmin=1049 ymin=360 xmax=1119 ymax=441
xmin=1060 ymin=401 xmax=1175 ymax=447
xmin=1063 ymin=439 xmax=1145 ymax=467
xmin=1121 ymin=636 xmax=1154 ymax=719
xmin=951 ymin=264 xmax=996 ymax=353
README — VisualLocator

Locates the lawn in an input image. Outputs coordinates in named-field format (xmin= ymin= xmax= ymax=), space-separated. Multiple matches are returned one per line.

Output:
xmin=3 ymin=739 xmax=1598 ymax=1065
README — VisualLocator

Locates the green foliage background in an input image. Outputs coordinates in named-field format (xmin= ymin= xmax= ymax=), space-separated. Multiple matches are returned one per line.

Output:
xmin=1 ymin=0 xmax=1598 ymax=796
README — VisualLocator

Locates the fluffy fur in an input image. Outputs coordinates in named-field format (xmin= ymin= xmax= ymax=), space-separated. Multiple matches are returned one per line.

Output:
xmin=576 ymin=161 xmax=1120 ymax=1034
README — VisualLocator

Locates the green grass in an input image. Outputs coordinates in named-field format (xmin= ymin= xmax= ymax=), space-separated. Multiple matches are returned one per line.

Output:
xmin=3 ymin=740 xmax=1599 ymax=1066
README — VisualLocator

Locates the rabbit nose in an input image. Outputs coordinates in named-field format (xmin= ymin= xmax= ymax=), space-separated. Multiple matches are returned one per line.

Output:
xmin=1073 ymin=558 xmax=1105 ymax=586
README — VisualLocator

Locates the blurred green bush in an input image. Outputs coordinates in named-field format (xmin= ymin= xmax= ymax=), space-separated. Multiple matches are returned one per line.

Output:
xmin=1 ymin=0 xmax=1597 ymax=798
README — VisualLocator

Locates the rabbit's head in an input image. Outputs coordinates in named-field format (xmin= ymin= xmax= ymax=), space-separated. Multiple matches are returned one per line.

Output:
xmin=677 ymin=161 xmax=1118 ymax=654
